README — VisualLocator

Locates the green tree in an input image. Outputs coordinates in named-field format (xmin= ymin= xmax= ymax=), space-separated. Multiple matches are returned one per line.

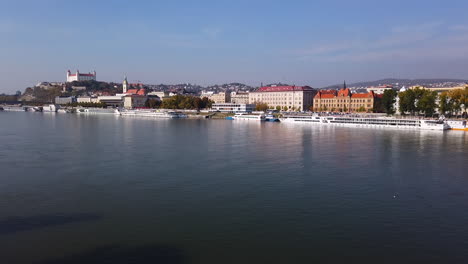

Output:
xmin=417 ymin=90 xmax=437 ymax=116
xmin=275 ymin=105 xmax=281 ymax=111
xmin=381 ymin=89 xmax=397 ymax=115
xmin=398 ymin=89 xmax=417 ymax=115
xmin=282 ymin=106 xmax=288 ymax=111
xmin=255 ymin=102 xmax=269 ymax=112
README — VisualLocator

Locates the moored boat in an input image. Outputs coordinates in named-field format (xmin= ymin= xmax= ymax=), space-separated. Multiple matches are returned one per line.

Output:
xmin=446 ymin=120 xmax=468 ymax=131
xmin=232 ymin=113 xmax=265 ymax=121
xmin=115 ymin=109 xmax=186 ymax=118
xmin=280 ymin=115 xmax=449 ymax=131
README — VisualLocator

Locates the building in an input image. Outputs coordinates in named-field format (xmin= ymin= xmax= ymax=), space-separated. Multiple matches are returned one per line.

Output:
xmin=66 ymin=70 xmax=96 ymax=82
xmin=124 ymin=95 xmax=147 ymax=109
xmin=230 ymin=91 xmax=250 ymax=104
xmin=55 ymin=96 xmax=76 ymax=105
xmin=409 ymin=85 xmax=468 ymax=95
xmin=147 ymin=91 xmax=169 ymax=100
xmin=200 ymin=91 xmax=215 ymax=98
xmin=210 ymin=92 xmax=231 ymax=104
xmin=313 ymin=88 xmax=376 ymax=112
xmin=366 ymin=85 xmax=394 ymax=94
xmin=97 ymin=95 xmax=124 ymax=107
xmin=77 ymin=96 xmax=99 ymax=103
xmin=211 ymin=103 xmax=255 ymax=113
xmin=248 ymin=85 xmax=316 ymax=111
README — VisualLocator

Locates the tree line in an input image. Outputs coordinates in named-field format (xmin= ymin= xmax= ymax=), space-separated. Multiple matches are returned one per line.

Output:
xmin=381 ymin=86 xmax=468 ymax=117
xmin=145 ymin=95 xmax=213 ymax=110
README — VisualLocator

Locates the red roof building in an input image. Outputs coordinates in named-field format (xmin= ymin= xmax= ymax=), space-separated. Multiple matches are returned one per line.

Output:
xmin=313 ymin=88 xmax=376 ymax=112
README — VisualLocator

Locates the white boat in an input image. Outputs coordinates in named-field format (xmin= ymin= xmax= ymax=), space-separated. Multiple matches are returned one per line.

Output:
xmin=42 ymin=104 xmax=59 ymax=112
xmin=57 ymin=109 xmax=69 ymax=113
xmin=280 ymin=115 xmax=449 ymax=131
xmin=76 ymin=108 xmax=115 ymax=114
xmin=446 ymin=120 xmax=468 ymax=131
xmin=231 ymin=113 xmax=265 ymax=121
xmin=115 ymin=109 xmax=185 ymax=118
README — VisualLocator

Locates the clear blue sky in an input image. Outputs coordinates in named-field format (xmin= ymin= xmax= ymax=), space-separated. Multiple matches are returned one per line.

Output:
xmin=1 ymin=0 xmax=468 ymax=93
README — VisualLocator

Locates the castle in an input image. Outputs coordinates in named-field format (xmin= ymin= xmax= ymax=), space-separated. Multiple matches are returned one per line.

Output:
xmin=66 ymin=70 xmax=96 ymax=82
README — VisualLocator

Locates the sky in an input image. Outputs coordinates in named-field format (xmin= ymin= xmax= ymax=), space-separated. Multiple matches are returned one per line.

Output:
xmin=1 ymin=0 xmax=468 ymax=93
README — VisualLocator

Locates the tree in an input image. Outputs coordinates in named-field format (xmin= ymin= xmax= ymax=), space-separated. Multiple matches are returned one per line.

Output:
xmin=357 ymin=106 xmax=366 ymax=112
xmin=438 ymin=92 xmax=452 ymax=116
xmin=255 ymin=102 xmax=269 ymax=112
xmin=399 ymin=89 xmax=417 ymax=115
xmin=282 ymin=106 xmax=288 ymax=111
xmin=275 ymin=105 xmax=281 ymax=111
xmin=381 ymin=89 xmax=397 ymax=115
xmin=343 ymin=105 xmax=348 ymax=112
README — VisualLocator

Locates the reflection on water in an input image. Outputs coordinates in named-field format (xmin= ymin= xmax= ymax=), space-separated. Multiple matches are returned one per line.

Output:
xmin=0 ymin=112 xmax=467 ymax=264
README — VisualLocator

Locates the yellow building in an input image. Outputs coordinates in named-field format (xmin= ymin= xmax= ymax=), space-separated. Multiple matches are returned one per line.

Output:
xmin=314 ymin=88 xmax=376 ymax=112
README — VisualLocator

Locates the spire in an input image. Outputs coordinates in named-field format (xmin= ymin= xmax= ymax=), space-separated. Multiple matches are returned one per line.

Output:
xmin=343 ymin=80 xmax=347 ymax=89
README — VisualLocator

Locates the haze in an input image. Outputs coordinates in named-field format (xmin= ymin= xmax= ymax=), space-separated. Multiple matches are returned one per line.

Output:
xmin=1 ymin=0 xmax=468 ymax=93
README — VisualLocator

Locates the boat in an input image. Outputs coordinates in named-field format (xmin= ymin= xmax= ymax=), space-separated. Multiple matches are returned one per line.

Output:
xmin=265 ymin=114 xmax=279 ymax=122
xmin=115 ymin=109 xmax=186 ymax=118
xmin=42 ymin=104 xmax=59 ymax=112
xmin=280 ymin=115 xmax=449 ymax=131
xmin=57 ymin=109 xmax=69 ymax=113
xmin=446 ymin=120 xmax=468 ymax=131
xmin=76 ymin=108 xmax=115 ymax=114
xmin=231 ymin=113 xmax=265 ymax=121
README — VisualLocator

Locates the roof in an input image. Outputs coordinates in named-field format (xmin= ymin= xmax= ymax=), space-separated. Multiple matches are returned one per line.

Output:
xmin=256 ymin=86 xmax=314 ymax=92
xmin=126 ymin=89 xmax=147 ymax=96
xmin=337 ymin=88 xmax=351 ymax=97
xmin=314 ymin=90 xmax=337 ymax=99
xmin=351 ymin=91 xmax=375 ymax=98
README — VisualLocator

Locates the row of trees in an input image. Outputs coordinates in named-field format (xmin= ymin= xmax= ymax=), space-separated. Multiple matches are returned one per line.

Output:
xmin=66 ymin=102 xmax=108 ymax=108
xmin=439 ymin=88 xmax=468 ymax=117
xmin=145 ymin=95 xmax=213 ymax=110
xmin=381 ymin=87 xmax=468 ymax=117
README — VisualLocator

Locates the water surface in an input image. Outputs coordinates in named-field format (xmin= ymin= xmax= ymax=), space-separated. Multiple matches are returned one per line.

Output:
xmin=0 ymin=112 xmax=467 ymax=263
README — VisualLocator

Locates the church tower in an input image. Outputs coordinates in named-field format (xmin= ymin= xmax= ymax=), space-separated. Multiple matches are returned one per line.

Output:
xmin=123 ymin=75 xmax=128 ymax=93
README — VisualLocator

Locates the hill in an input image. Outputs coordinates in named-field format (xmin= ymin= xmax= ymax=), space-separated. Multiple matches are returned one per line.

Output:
xmin=322 ymin=78 xmax=468 ymax=90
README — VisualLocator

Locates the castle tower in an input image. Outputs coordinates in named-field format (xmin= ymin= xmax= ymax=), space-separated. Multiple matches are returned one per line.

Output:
xmin=123 ymin=75 xmax=128 ymax=93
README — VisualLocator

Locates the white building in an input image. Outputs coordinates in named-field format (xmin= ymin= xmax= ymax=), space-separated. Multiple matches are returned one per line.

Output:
xmin=67 ymin=70 xmax=97 ymax=82
xmin=366 ymin=85 xmax=394 ymax=95
xmin=230 ymin=91 xmax=250 ymax=104
xmin=212 ymin=103 xmax=255 ymax=113
xmin=123 ymin=95 xmax=147 ymax=109
xmin=77 ymin=96 xmax=100 ymax=104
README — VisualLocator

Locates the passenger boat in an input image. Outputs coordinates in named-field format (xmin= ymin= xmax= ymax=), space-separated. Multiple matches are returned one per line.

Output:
xmin=42 ymin=104 xmax=59 ymax=112
xmin=231 ymin=113 xmax=265 ymax=121
xmin=265 ymin=114 xmax=280 ymax=122
xmin=115 ymin=109 xmax=186 ymax=118
xmin=280 ymin=115 xmax=449 ymax=131
xmin=446 ymin=120 xmax=468 ymax=131
xmin=76 ymin=108 xmax=115 ymax=114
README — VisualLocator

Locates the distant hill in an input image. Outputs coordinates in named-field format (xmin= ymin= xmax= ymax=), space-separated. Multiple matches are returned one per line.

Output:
xmin=322 ymin=78 xmax=468 ymax=90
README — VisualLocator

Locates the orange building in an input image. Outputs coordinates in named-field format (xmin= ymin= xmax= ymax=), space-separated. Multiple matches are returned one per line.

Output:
xmin=313 ymin=88 xmax=376 ymax=112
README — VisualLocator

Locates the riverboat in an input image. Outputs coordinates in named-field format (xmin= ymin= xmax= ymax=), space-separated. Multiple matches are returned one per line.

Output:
xmin=265 ymin=114 xmax=280 ymax=122
xmin=446 ymin=120 xmax=468 ymax=131
xmin=231 ymin=113 xmax=265 ymax=121
xmin=280 ymin=115 xmax=449 ymax=131
xmin=115 ymin=109 xmax=186 ymax=119
xmin=76 ymin=108 xmax=115 ymax=114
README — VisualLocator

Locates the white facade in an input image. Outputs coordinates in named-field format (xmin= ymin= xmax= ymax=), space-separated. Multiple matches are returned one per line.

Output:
xmin=124 ymin=95 xmax=147 ymax=109
xmin=248 ymin=86 xmax=316 ymax=111
xmin=366 ymin=86 xmax=394 ymax=95
xmin=67 ymin=70 xmax=97 ymax=82
xmin=212 ymin=103 xmax=255 ymax=113
xmin=77 ymin=96 xmax=100 ymax=103
xmin=230 ymin=92 xmax=250 ymax=104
